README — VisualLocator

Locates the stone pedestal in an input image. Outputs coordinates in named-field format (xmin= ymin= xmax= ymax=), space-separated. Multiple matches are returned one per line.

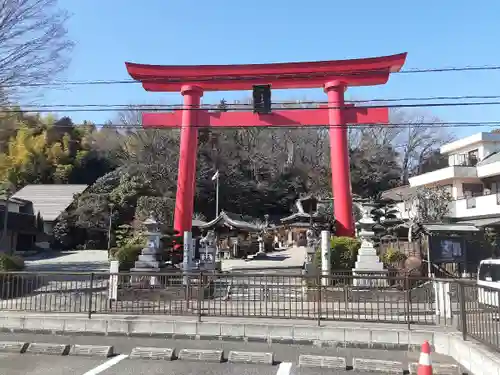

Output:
xmin=108 ymin=260 xmax=119 ymax=301
xmin=182 ymin=231 xmax=194 ymax=286
xmin=321 ymin=230 xmax=331 ymax=286
xmin=130 ymin=218 xmax=163 ymax=287
xmin=352 ymin=239 xmax=387 ymax=287
xmin=257 ymin=234 xmax=265 ymax=254
xmin=352 ymin=203 xmax=387 ymax=288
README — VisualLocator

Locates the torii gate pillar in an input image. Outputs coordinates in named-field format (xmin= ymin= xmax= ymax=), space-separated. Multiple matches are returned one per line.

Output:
xmin=175 ymin=85 xmax=203 ymax=233
xmin=325 ymin=81 xmax=353 ymax=236
xmin=125 ymin=52 xmax=407 ymax=238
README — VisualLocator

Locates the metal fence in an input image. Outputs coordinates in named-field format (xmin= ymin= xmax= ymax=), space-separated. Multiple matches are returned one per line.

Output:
xmin=0 ymin=270 xmax=498 ymax=352
xmin=456 ymin=281 xmax=500 ymax=352
xmin=0 ymin=271 xmax=435 ymax=323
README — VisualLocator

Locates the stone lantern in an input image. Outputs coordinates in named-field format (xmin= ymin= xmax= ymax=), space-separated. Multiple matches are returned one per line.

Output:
xmin=352 ymin=202 xmax=387 ymax=287
xmin=131 ymin=217 xmax=163 ymax=286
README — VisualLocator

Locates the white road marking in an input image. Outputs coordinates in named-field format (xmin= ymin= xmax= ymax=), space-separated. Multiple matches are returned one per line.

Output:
xmin=81 ymin=354 xmax=128 ymax=375
xmin=276 ymin=362 xmax=293 ymax=375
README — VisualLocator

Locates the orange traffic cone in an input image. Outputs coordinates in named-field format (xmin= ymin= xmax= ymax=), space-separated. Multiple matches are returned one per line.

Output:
xmin=417 ymin=340 xmax=433 ymax=375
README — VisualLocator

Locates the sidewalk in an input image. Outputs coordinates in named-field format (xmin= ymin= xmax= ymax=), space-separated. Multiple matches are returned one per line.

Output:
xmin=221 ymin=246 xmax=307 ymax=271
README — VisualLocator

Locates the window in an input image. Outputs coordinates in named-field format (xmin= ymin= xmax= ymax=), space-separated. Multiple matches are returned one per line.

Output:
xmin=462 ymin=183 xmax=483 ymax=198
xmin=468 ymin=149 xmax=479 ymax=166
xmin=466 ymin=197 xmax=476 ymax=209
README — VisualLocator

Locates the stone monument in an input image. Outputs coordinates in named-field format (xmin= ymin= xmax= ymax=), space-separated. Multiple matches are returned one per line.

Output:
xmin=130 ymin=217 xmax=163 ymax=286
xmin=199 ymin=230 xmax=217 ymax=271
xmin=303 ymin=228 xmax=317 ymax=275
xmin=352 ymin=202 xmax=387 ymax=287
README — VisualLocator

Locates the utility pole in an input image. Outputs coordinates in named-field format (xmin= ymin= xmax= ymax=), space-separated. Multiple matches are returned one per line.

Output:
xmin=107 ymin=204 xmax=114 ymax=252
xmin=0 ymin=183 xmax=12 ymax=254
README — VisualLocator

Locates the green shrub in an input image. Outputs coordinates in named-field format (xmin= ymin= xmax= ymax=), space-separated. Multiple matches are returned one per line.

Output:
xmin=114 ymin=224 xmax=146 ymax=249
xmin=315 ymin=236 xmax=361 ymax=271
xmin=0 ymin=254 xmax=25 ymax=271
xmin=382 ymin=247 xmax=407 ymax=266
xmin=112 ymin=245 xmax=143 ymax=271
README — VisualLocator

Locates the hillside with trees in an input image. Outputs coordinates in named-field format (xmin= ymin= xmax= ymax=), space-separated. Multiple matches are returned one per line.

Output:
xmin=0 ymin=102 xmax=451 ymax=250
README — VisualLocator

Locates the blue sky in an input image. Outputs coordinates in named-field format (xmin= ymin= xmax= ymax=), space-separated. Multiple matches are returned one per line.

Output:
xmin=43 ymin=0 xmax=500 ymax=136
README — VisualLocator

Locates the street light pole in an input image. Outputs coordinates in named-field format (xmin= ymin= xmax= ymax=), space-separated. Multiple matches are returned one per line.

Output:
xmin=212 ymin=170 xmax=220 ymax=218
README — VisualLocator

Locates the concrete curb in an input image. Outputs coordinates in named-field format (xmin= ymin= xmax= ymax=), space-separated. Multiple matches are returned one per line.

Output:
xmin=353 ymin=358 xmax=403 ymax=374
xmin=130 ymin=347 xmax=174 ymax=361
xmin=409 ymin=362 xmax=460 ymax=375
xmin=298 ymin=354 xmax=346 ymax=369
xmin=26 ymin=343 xmax=70 ymax=356
xmin=227 ymin=351 xmax=274 ymax=365
xmin=0 ymin=341 xmax=29 ymax=354
xmin=178 ymin=348 xmax=223 ymax=363
xmin=0 ymin=314 xmax=436 ymax=351
xmin=434 ymin=332 xmax=500 ymax=375
xmin=69 ymin=344 xmax=114 ymax=357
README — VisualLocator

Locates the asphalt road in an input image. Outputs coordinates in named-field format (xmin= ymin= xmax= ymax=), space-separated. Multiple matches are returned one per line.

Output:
xmin=0 ymin=353 xmax=378 ymax=375
xmin=0 ymin=332 xmax=460 ymax=375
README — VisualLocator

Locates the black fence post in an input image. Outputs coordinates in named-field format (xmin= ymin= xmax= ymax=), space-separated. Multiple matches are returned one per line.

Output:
xmin=497 ymin=290 xmax=500 ymax=348
xmin=317 ymin=273 xmax=322 ymax=326
xmin=88 ymin=272 xmax=94 ymax=319
xmin=405 ymin=275 xmax=411 ymax=330
xmin=458 ymin=281 xmax=467 ymax=341
xmin=197 ymin=272 xmax=203 ymax=322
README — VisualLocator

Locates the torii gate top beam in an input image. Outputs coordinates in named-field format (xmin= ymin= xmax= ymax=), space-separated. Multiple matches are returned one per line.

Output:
xmin=125 ymin=53 xmax=407 ymax=92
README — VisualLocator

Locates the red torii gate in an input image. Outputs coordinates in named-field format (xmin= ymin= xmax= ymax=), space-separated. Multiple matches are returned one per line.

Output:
xmin=125 ymin=53 xmax=407 ymax=237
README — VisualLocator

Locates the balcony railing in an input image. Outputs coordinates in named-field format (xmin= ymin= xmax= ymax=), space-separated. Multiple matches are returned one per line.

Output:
xmin=449 ymin=153 xmax=479 ymax=167
xmin=451 ymin=192 xmax=500 ymax=217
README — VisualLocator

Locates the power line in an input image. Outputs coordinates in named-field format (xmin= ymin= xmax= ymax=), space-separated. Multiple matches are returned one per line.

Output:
xmin=4 ymin=100 xmax=500 ymax=113
xmin=10 ymin=94 xmax=500 ymax=110
xmin=3 ymin=64 xmax=500 ymax=88
xmin=2 ymin=121 xmax=500 ymax=130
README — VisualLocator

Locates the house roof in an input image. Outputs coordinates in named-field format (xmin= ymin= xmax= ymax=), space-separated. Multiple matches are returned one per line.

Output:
xmin=0 ymin=196 xmax=31 ymax=205
xmin=380 ymin=185 xmax=416 ymax=202
xmin=12 ymin=184 xmax=88 ymax=221
xmin=423 ymin=223 xmax=480 ymax=232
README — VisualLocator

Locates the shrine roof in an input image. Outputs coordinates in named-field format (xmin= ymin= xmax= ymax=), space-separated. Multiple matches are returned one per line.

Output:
xmin=125 ymin=53 xmax=407 ymax=92
xmin=197 ymin=211 xmax=262 ymax=232
xmin=280 ymin=212 xmax=324 ymax=223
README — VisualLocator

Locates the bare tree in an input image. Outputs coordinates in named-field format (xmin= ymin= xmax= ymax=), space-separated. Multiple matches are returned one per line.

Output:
xmin=402 ymin=186 xmax=453 ymax=242
xmin=0 ymin=0 xmax=73 ymax=101
xmin=390 ymin=109 xmax=453 ymax=184
xmin=116 ymin=106 xmax=143 ymax=128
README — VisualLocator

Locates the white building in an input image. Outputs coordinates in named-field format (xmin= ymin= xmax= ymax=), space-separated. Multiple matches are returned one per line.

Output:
xmin=382 ymin=131 xmax=500 ymax=227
